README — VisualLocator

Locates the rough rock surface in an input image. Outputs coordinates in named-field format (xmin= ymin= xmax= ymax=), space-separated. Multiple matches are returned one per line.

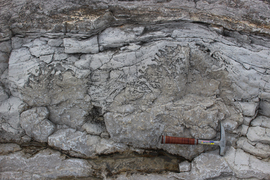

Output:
xmin=0 ymin=149 xmax=93 ymax=179
xmin=48 ymin=128 xmax=128 ymax=157
xmin=20 ymin=107 xmax=55 ymax=142
xmin=1 ymin=0 xmax=270 ymax=179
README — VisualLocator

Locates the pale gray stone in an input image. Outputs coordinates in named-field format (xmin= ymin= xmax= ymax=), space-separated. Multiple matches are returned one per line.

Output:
xmin=39 ymin=54 xmax=53 ymax=63
xmin=243 ymin=116 xmax=255 ymax=126
xmin=29 ymin=44 xmax=55 ymax=57
xmin=251 ymin=116 xmax=270 ymax=128
xmin=0 ymin=149 xmax=93 ymax=179
xmin=172 ymin=23 xmax=219 ymax=41
xmin=238 ymin=102 xmax=258 ymax=117
xmin=82 ymin=122 xmax=106 ymax=135
xmin=48 ymin=39 xmax=63 ymax=46
xmin=63 ymin=37 xmax=99 ymax=54
xmin=54 ymin=48 xmax=68 ymax=60
xmin=99 ymin=26 xmax=144 ymax=48
xmin=74 ymin=54 xmax=91 ymax=69
xmin=8 ymin=48 xmax=39 ymax=88
xmin=246 ymin=126 xmax=270 ymax=144
xmin=0 ymin=97 xmax=26 ymax=130
xmin=20 ymin=107 xmax=55 ymax=142
xmin=21 ymin=71 xmax=91 ymax=129
xmin=222 ymin=119 xmax=239 ymax=132
xmin=224 ymin=147 xmax=270 ymax=179
xmin=48 ymin=128 xmax=128 ymax=158
xmin=106 ymin=93 xmax=227 ymax=159
xmin=171 ymin=152 xmax=232 ymax=180
xmin=237 ymin=137 xmax=270 ymax=158
xmin=2 ymin=12 xmax=270 ymax=179
xmin=240 ymin=125 xmax=249 ymax=136
xmin=0 ymin=143 xmax=21 ymax=155
xmin=179 ymin=161 xmax=191 ymax=172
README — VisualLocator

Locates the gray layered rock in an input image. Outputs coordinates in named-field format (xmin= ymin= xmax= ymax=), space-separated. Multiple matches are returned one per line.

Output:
xmin=105 ymin=94 xmax=228 ymax=159
xmin=238 ymin=102 xmax=258 ymax=117
xmin=48 ymin=128 xmax=128 ymax=158
xmin=99 ymin=26 xmax=144 ymax=49
xmin=170 ymin=152 xmax=232 ymax=180
xmin=0 ymin=149 xmax=93 ymax=179
xmin=247 ymin=126 xmax=270 ymax=144
xmin=237 ymin=137 xmax=270 ymax=158
xmin=0 ymin=143 xmax=21 ymax=155
xmin=0 ymin=97 xmax=26 ymax=137
xmin=251 ymin=116 xmax=270 ymax=128
xmin=0 ymin=40 xmax=11 ymax=75
xmin=1 ymin=0 xmax=270 ymax=179
xmin=224 ymin=147 xmax=270 ymax=179
xmin=63 ymin=37 xmax=99 ymax=54
xmin=20 ymin=107 xmax=55 ymax=142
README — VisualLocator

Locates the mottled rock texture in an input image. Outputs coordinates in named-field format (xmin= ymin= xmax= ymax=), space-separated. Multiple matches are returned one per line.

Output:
xmin=0 ymin=0 xmax=270 ymax=179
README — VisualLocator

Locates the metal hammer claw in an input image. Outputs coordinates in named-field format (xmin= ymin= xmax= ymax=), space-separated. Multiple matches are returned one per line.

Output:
xmin=161 ymin=123 xmax=226 ymax=156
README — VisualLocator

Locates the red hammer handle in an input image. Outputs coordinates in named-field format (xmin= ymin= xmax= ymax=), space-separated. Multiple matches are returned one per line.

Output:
xmin=161 ymin=136 xmax=197 ymax=145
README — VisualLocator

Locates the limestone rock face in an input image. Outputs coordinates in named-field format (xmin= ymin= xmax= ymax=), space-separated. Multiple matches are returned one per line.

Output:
xmin=20 ymin=107 xmax=55 ymax=142
xmin=0 ymin=149 xmax=93 ymax=179
xmin=1 ymin=0 xmax=270 ymax=179
xmin=224 ymin=147 xmax=270 ymax=179
xmin=48 ymin=128 xmax=128 ymax=158
xmin=63 ymin=37 xmax=99 ymax=54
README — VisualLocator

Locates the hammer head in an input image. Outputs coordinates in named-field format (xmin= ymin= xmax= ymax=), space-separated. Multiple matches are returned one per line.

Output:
xmin=219 ymin=123 xmax=226 ymax=156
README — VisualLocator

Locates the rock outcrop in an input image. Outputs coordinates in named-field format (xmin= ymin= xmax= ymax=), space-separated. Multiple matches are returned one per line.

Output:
xmin=0 ymin=0 xmax=270 ymax=179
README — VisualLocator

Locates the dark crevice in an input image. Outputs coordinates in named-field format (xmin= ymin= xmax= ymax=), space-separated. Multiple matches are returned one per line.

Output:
xmin=14 ymin=140 xmax=188 ymax=179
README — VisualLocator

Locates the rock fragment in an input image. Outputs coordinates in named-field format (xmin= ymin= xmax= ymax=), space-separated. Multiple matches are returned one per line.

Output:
xmin=179 ymin=161 xmax=191 ymax=172
xmin=63 ymin=37 xmax=99 ymax=54
xmin=172 ymin=152 xmax=232 ymax=180
xmin=251 ymin=116 xmax=270 ymax=128
xmin=224 ymin=147 xmax=270 ymax=179
xmin=246 ymin=126 xmax=270 ymax=144
xmin=0 ymin=97 xmax=26 ymax=131
xmin=259 ymin=101 xmax=270 ymax=117
xmin=237 ymin=137 xmax=270 ymax=158
xmin=239 ymin=102 xmax=258 ymax=117
xmin=48 ymin=128 xmax=127 ymax=158
xmin=20 ymin=107 xmax=55 ymax=142
xmin=0 ymin=85 xmax=8 ymax=102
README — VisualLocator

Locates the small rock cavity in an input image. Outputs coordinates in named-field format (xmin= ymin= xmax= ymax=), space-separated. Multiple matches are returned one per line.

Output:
xmin=91 ymin=150 xmax=185 ymax=178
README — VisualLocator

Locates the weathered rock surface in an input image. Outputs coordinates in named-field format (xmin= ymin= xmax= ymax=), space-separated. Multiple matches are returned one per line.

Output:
xmin=0 ymin=149 xmax=93 ymax=179
xmin=1 ymin=0 xmax=270 ymax=179
xmin=237 ymin=137 xmax=270 ymax=158
xmin=224 ymin=147 xmax=270 ymax=179
xmin=0 ymin=143 xmax=21 ymax=155
xmin=48 ymin=128 xmax=128 ymax=158
xmin=179 ymin=161 xmax=191 ymax=172
xmin=171 ymin=152 xmax=233 ymax=180
xmin=20 ymin=107 xmax=55 ymax=142
xmin=63 ymin=37 xmax=99 ymax=54
xmin=247 ymin=126 xmax=270 ymax=144
xmin=251 ymin=115 xmax=270 ymax=128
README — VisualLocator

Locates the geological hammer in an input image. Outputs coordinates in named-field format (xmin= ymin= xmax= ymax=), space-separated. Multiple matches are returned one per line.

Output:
xmin=161 ymin=123 xmax=226 ymax=156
